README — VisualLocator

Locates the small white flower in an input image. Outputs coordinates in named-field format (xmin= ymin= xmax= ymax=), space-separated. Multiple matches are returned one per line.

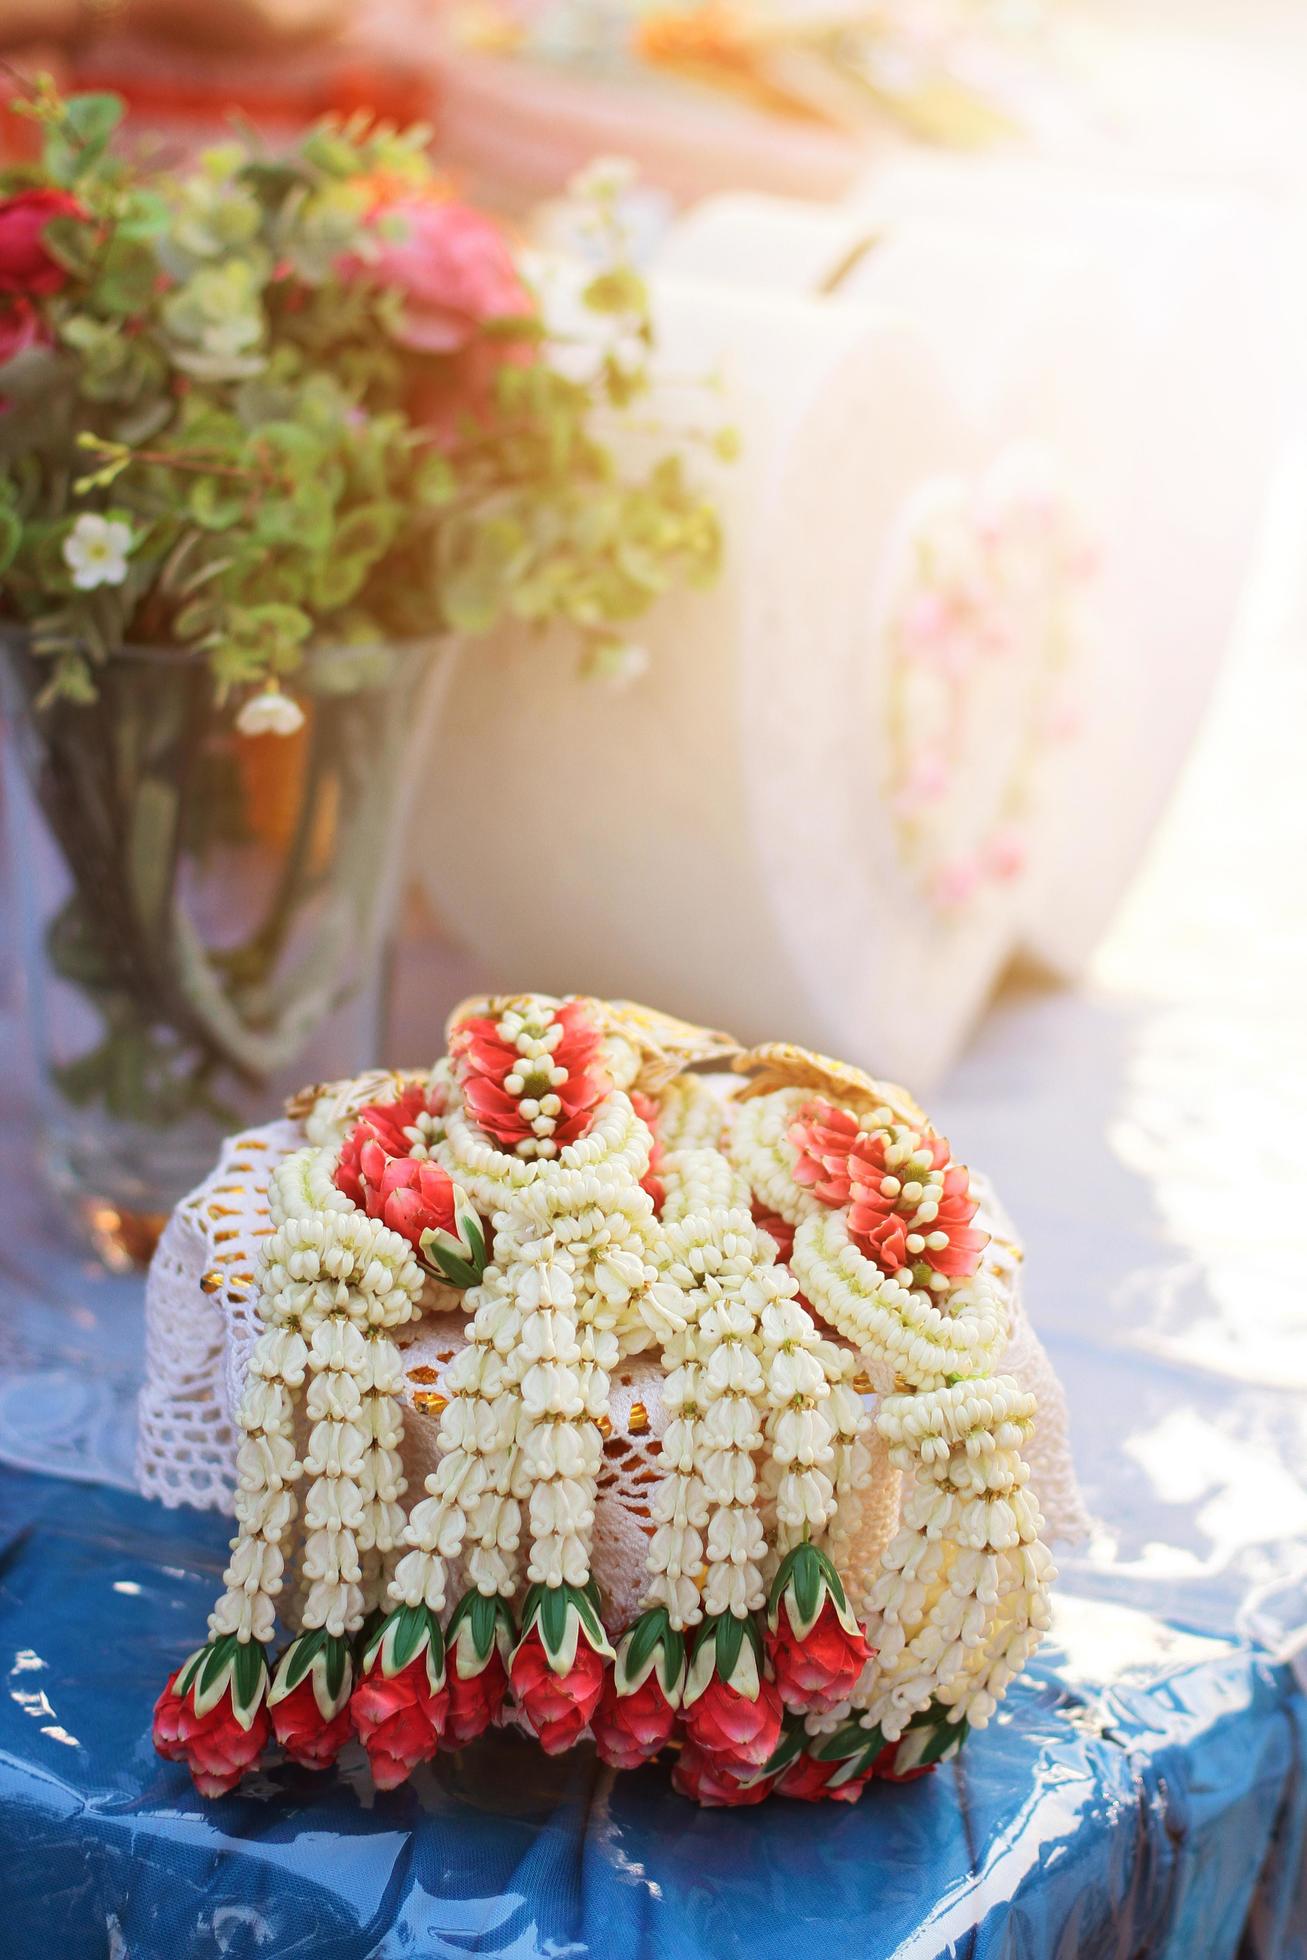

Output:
xmin=588 ymin=640 xmax=649 ymax=689
xmin=569 ymin=154 xmax=638 ymax=204
xmin=63 ymin=512 xmax=133 ymax=591
xmin=236 ymin=689 xmax=305 ymax=738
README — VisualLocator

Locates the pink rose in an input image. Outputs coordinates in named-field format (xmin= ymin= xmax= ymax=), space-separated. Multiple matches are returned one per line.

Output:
xmin=343 ymin=196 xmax=532 ymax=355
xmin=0 ymin=188 xmax=84 ymax=296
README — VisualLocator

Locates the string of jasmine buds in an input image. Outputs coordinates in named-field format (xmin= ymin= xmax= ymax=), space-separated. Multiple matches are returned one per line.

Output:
xmin=438 ymin=1089 xmax=650 ymax=1216
xmin=655 ymin=1073 xmax=728 ymax=1153
xmin=388 ymin=1253 xmax=523 ymax=1613
xmin=393 ymin=1094 xmax=658 ymax=1607
xmin=861 ymin=1379 xmax=1054 ymax=1738
xmin=811 ymin=1338 xmax=875 ymax=1581
xmin=512 ymin=1159 xmax=659 ymax=1587
xmin=754 ymin=1278 xmax=841 ymax=1561
xmin=514 ymin=1219 xmax=607 ymax=1591
xmin=652 ymin=1207 xmax=771 ymax=1621
xmin=791 ymin=1208 xmax=1007 ymax=1389
xmin=726 ymin=1087 xmax=823 ymax=1226
xmin=210 ymin=1148 xmax=423 ymax=1646
xmin=659 ymin=1144 xmax=751 ymax=1225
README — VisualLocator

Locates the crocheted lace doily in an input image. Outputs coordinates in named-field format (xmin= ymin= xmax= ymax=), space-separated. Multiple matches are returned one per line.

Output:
xmin=138 ymin=1114 xmax=1089 ymax=1628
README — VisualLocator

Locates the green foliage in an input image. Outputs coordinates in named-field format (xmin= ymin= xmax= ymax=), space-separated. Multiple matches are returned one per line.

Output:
xmin=0 ymin=85 xmax=730 ymax=704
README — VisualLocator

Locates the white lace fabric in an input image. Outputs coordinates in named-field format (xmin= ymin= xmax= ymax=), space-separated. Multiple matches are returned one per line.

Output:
xmin=137 ymin=1116 xmax=1089 ymax=1620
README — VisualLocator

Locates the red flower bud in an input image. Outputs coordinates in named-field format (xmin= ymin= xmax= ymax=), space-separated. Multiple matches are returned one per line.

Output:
xmin=443 ymin=1589 xmax=514 ymax=1746
xmin=268 ymin=1631 xmax=354 ymax=1770
xmin=766 ymin=1595 xmax=871 ymax=1716
xmin=351 ymin=1606 xmax=448 ymax=1790
xmin=682 ymin=1612 xmax=783 ymax=1770
xmin=682 ymin=1672 xmax=784 ymax=1769
xmin=593 ymin=1608 xmax=684 ymax=1769
xmin=593 ymin=1666 xmax=678 ymax=1770
xmin=373 ymin=1154 xmax=460 ymax=1248
xmin=270 ymin=1676 xmax=354 ymax=1770
xmin=152 ymin=1639 xmax=271 ymax=1798
xmin=871 ymin=1738 xmax=938 ymax=1784
xmin=152 ymin=1669 xmax=187 ymax=1762
xmin=509 ymin=1626 xmax=606 ymax=1756
xmin=446 ymin=1647 xmax=509 ymax=1747
xmin=775 ymin=1750 xmax=871 ymax=1804
xmin=671 ymin=1740 xmax=774 ymax=1807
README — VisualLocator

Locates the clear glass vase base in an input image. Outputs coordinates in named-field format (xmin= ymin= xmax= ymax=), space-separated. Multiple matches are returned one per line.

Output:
xmin=41 ymin=1139 xmax=174 ymax=1270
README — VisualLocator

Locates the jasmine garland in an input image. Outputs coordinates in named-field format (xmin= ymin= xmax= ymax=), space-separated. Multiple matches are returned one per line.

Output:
xmin=153 ymin=994 xmax=1055 ymax=1805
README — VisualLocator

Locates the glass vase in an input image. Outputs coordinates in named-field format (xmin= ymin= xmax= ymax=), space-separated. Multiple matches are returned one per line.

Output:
xmin=1 ymin=632 xmax=457 ymax=1267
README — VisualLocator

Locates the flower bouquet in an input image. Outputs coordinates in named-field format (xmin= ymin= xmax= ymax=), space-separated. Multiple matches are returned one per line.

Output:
xmin=145 ymin=993 xmax=1069 ymax=1805
xmin=0 ymin=83 xmax=722 ymax=1253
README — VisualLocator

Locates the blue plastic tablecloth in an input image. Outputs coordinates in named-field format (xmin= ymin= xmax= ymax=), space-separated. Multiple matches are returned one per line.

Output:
xmin=0 ymin=1462 xmax=1304 ymax=1960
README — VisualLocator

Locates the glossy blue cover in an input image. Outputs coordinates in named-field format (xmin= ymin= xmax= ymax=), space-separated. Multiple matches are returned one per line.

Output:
xmin=1 ymin=1466 xmax=1303 ymax=1960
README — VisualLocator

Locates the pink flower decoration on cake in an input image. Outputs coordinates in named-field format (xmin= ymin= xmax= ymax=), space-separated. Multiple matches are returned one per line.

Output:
xmin=983 ymin=826 xmax=1027 ymax=883
xmin=930 ymin=855 xmax=984 ymax=910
